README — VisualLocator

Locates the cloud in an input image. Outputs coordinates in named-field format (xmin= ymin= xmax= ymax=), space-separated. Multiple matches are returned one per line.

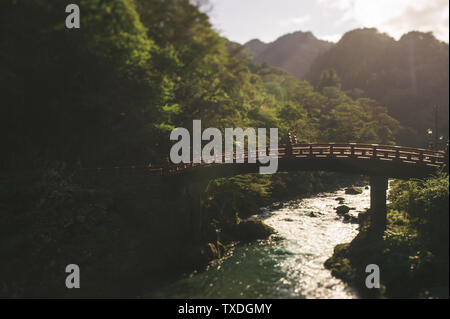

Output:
xmin=279 ymin=15 xmax=311 ymax=27
xmin=317 ymin=0 xmax=449 ymax=41
xmin=384 ymin=0 xmax=449 ymax=41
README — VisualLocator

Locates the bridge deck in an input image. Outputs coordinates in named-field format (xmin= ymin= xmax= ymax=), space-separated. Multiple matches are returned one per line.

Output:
xmin=78 ymin=143 xmax=447 ymax=180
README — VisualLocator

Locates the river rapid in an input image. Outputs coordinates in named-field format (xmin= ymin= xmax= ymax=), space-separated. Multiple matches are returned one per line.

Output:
xmin=149 ymin=186 xmax=372 ymax=299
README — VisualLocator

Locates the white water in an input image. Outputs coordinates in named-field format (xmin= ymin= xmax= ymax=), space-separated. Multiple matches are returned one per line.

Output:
xmin=149 ymin=186 xmax=371 ymax=299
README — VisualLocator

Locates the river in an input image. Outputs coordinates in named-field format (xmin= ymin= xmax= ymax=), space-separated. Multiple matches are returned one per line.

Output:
xmin=148 ymin=186 xmax=371 ymax=299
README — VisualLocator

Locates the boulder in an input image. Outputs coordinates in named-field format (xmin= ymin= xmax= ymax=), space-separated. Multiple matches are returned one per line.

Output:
xmin=336 ymin=205 xmax=351 ymax=215
xmin=345 ymin=186 xmax=363 ymax=195
xmin=233 ymin=219 xmax=275 ymax=242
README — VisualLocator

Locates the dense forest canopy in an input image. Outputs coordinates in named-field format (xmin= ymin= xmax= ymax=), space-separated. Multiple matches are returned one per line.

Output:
xmin=307 ymin=28 xmax=449 ymax=147
xmin=1 ymin=1 xmax=404 ymax=169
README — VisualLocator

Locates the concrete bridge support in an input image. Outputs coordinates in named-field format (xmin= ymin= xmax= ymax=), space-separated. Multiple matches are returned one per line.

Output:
xmin=369 ymin=176 xmax=389 ymax=235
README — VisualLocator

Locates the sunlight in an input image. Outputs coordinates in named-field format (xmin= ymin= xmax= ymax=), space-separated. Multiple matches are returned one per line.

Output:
xmin=353 ymin=0 xmax=407 ymax=26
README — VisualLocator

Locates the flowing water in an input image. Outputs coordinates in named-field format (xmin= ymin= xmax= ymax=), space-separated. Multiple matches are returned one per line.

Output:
xmin=149 ymin=186 xmax=372 ymax=299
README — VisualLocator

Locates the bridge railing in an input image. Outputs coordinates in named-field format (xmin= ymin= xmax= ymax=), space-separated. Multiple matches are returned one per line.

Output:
xmin=287 ymin=143 xmax=445 ymax=167
xmin=77 ymin=143 xmax=447 ymax=177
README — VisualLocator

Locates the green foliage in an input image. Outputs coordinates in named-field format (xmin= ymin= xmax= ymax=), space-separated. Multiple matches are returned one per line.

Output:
xmin=205 ymin=174 xmax=272 ymax=222
xmin=1 ymin=1 xmax=402 ymax=171
xmin=389 ymin=174 xmax=449 ymax=254
xmin=1 ymin=0 xmax=162 ymax=166
xmin=327 ymin=174 xmax=449 ymax=298
xmin=308 ymin=28 xmax=449 ymax=147
xmin=382 ymin=176 xmax=449 ymax=298
xmin=317 ymin=69 xmax=342 ymax=91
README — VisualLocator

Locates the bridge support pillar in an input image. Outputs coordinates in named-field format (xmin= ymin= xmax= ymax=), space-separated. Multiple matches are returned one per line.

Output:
xmin=369 ymin=176 xmax=389 ymax=236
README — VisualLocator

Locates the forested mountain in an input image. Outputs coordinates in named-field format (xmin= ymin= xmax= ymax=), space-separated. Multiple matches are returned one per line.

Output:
xmin=244 ymin=31 xmax=333 ymax=80
xmin=244 ymin=39 xmax=268 ymax=57
xmin=307 ymin=28 xmax=449 ymax=147
xmin=0 ymin=0 xmax=399 ymax=169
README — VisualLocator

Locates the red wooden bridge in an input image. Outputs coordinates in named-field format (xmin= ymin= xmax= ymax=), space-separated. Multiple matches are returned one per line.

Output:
xmin=79 ymin=143 xmax=448 ymax=180
xmin=78 ymin=142 xmax=448 ymax=235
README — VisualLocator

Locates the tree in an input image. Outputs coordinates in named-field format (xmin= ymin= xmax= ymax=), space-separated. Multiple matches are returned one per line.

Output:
xmin=317 ymin=69 xmax=342 ymax=91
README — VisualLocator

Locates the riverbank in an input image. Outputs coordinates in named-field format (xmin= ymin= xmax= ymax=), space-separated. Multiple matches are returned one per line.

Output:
xmin=0 ymin=165 xmax=365 ymax=298
xmin=325 ymin=174 xmax=449 ymax=299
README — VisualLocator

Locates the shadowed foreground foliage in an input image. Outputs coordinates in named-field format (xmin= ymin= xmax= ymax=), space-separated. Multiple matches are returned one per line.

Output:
xmin=326 ymin=174 xmax=449 ymax=299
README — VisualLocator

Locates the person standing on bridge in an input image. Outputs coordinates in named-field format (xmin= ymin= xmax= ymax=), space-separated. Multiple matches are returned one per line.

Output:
xmin=286 ymin=133 xmax=293 ymax=157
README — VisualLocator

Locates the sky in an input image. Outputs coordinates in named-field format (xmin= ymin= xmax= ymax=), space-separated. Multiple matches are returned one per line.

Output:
xmin=204 ymin=0 xmax=449 ymax=44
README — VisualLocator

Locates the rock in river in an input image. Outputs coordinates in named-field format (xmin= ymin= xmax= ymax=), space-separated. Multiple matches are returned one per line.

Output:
xmin=345 ymin=186 xmax=363 ymax=195
xmin=336 ymin=205 xmax=351 ymax=215
xmin=232 ymin=219 xmax=275 ymax=243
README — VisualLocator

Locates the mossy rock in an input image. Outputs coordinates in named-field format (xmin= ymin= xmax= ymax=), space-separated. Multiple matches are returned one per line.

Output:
xmin=232 ymin=219 xmax=275 ymax=242
xmin=325 ymin=244 xmax=358 ymax=283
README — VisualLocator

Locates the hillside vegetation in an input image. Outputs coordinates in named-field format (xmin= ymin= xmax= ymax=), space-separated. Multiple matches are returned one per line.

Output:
xmin=0 ymin=1 xmax=400 ymax=170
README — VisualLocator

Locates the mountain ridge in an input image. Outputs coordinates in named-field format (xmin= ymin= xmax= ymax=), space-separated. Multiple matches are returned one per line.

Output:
xmin=244 ymin=28 xmax=449 ymax=147
xmin=306 ymin=28 xmax=449 ymax=146
xmin=244 ymin=31 xmax=334 ymax=80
